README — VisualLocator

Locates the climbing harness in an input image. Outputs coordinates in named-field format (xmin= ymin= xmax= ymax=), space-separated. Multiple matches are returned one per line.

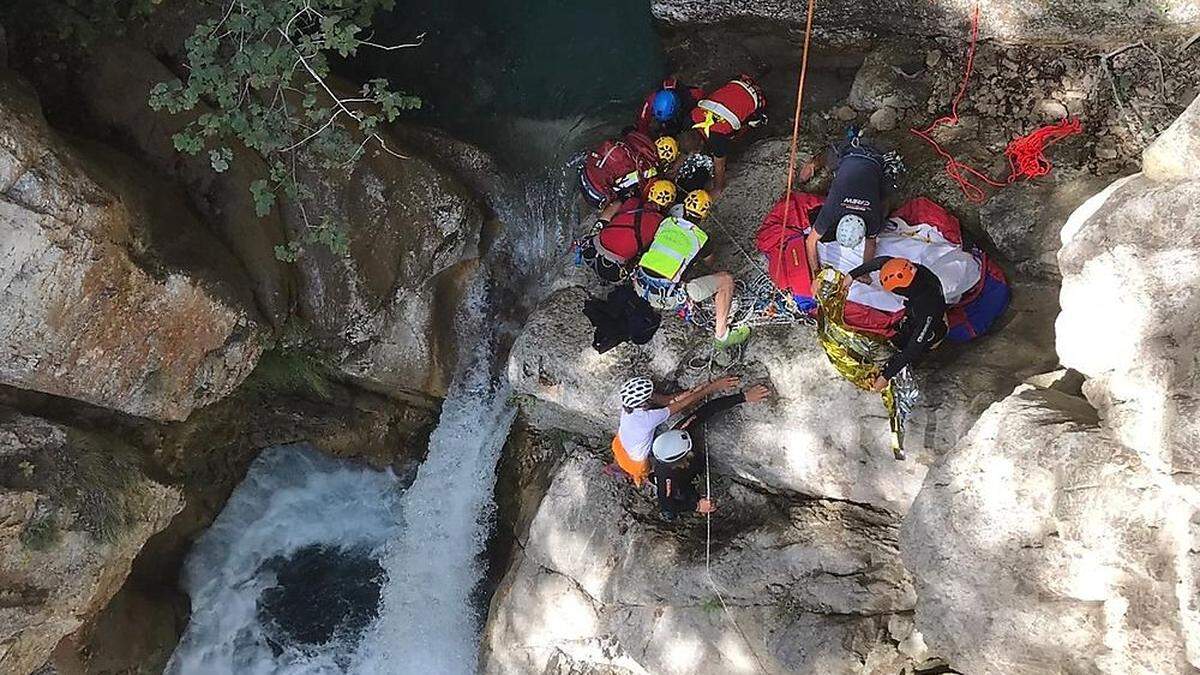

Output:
xmin=910 ymin=3 xmax=1084 ymax=204
xmin=632 ymin=268 xmax=688 ymax=310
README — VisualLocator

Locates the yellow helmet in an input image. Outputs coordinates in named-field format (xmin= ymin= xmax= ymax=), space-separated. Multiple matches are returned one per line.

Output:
xmin=683 ymin=189 xmax=712 ymax=220
xmin=655 ymin=136 xmax=679 ymax=165
xmin=645 ymin=180 xmax=677 ymax=208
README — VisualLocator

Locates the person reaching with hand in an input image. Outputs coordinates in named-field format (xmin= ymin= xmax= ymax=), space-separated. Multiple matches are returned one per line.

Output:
xmin=611 ymin=374 xmax=741 ymax=486
xmin=650 ymin=383 xmax=772 ymax=519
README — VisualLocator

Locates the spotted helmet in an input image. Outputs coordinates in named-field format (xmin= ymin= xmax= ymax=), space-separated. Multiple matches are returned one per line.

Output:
xmin=619 ymin=376 xmax=655 ymax=408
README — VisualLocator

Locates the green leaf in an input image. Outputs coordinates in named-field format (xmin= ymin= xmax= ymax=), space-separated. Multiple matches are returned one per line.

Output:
xmin=209 ymin=147 xmax=233 ymax=172
xmin=274 ymin=242 xmax=300 ymax=263
xmin=140 ymin=0 xmax=420 ymax=248
xmin=172 ymin=131 xmax=204 ymax=155
xmin=250 ymin=179 xmax=276 ymax=217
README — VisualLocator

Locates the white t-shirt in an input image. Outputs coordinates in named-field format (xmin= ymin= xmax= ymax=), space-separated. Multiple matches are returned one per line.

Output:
xmin=617 ymin=407 xmax=671 ymax=461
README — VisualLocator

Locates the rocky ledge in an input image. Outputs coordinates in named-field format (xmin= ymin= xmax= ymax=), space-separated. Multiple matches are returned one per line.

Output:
xmin=651 ymin=0 xmax=1200 ymax=46
xmin=483 ymin=56 xmax=1200 ymax=675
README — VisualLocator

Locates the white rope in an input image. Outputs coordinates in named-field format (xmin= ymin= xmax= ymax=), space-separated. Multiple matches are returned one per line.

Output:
xmin=698 ymin=352 xmax=770 ymax=675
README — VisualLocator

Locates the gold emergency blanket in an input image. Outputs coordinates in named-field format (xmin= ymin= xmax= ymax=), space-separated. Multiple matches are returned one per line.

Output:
xmin=814 ymin=268 xmax=916 ymax=459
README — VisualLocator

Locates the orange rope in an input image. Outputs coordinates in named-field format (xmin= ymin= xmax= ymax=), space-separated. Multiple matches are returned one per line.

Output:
xmin=910 ymin=3 xmax=1083 ymax=204
xmin=777 ymin=0 xmax=819 ymax=262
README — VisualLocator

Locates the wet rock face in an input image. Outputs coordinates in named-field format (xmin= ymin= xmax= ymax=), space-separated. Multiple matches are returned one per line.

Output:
xmin=0 ymin=69 xmax=262 ymax=422
xmin=287 ymin=134 xmax=483 ymax=398
xmin=0 ymin=409 xmax=182 ymax=675
xmin=651 ymin=0 xmax=1200 ymax=46
xmin=901 ymin=385 xmax=1198 ymax=674
xmin=73 ymin=41 xmax=294 ymax=329
xmin=62 ymin=40 xmax=484 ymax=399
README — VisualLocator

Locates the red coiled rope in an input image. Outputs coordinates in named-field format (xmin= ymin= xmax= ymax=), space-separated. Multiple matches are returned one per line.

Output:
xmin=910 ymin=3 xmax=1084 ymax=204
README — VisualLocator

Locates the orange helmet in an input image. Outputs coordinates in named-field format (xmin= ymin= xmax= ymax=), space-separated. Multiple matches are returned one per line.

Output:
xmin=880 ymin=258 xmax=916 ymax=292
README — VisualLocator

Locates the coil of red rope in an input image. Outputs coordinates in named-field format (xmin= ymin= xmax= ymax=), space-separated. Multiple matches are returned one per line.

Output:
xmin=910 ymin=3 xmax=1084 ymax=204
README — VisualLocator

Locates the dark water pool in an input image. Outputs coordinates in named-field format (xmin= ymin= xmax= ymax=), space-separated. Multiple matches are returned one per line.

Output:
xmin=349 ymin=0 xmax=663 ymax=126
xmin=258 ymin=544 xmax=385 ymax=651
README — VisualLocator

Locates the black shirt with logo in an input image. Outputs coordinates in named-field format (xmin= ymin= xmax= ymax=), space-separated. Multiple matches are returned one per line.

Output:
xmin=813 ymin=151 xmax=888 ymax=242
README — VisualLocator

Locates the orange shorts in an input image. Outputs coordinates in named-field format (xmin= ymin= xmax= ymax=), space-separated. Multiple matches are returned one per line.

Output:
xmin=611 ymin=436 xmax=650 ymax=487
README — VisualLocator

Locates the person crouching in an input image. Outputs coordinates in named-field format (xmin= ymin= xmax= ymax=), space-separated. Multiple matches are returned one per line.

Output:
xmin=633 ymin=189 xmax=750 ymax=350
xmin=651 ymin=383 xmax=771 ymax=519
xmin=612 ymin=375 xmax=741 ymax=487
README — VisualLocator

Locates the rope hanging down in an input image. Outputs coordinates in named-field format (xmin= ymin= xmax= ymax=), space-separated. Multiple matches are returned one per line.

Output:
xmin=776 ymin=0 xmax=819 ymax=260
xmin=910 ymin=3 xmax=1083 ymax=204
xmin=694 ymin=3 xmax=819 ymax=672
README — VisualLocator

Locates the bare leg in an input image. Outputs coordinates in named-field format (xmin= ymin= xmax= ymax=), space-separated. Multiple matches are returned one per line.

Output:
xmin=712 ymin=272 xmax=734 ymax=339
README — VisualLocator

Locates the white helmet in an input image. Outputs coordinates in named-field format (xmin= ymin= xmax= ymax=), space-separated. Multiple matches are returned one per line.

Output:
xmin=652 ymin=429 xmax=692 ymax=463
xmin=619 ymin=376 xmax=654 ymax=408
xmin=836 ymin=214 xmax=866 ymax=248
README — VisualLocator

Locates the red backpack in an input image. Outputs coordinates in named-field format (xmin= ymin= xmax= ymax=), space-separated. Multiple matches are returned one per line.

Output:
xmin=578 ymin=131 xmax=660 ymax=208
xmin=598 ymin=200 xmax=665 ymax=263
xmin=755 ymin=191 xmax=823 ymax=312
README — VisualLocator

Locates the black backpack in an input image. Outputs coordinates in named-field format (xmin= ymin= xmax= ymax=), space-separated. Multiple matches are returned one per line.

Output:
xmin=583 ymin=284 xmax=661 ymax=353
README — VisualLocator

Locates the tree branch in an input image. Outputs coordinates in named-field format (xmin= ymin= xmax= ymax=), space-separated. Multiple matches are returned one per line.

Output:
xmin=359 ymin=32 xmax=426 ymax=51
xmin=276 ymin=25 xmax=409 ymax=160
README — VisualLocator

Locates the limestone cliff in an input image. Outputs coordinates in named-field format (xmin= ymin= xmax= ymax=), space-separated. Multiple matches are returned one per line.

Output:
xmin=0 ymin=67 xmax=263 ymax=422
xmin=0 ymin=410 xmax=182 ymax=674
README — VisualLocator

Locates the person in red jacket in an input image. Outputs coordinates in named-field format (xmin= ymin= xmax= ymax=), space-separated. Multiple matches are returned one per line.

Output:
xmin=687 ymin=75 xmax=768 ymax=193
xmin=636 ymin=77 xmax=707 ymax=138
xmin=578 ymin=180 xmax=678 ymax=282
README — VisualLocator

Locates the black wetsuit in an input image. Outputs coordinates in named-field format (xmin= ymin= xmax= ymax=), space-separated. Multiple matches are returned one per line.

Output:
xmin=652 ymin=393 xmax=747 ymax=518
xmin=813 ymin=141 xmax=889 ymax=243
xmin=850 ymin=257 xmax=948 ymax=379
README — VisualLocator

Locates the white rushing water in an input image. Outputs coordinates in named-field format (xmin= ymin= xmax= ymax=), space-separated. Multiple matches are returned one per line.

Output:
xmin=168 ymin=310 xmax=516 ymax=674
xmin=353 ymin=358 xmax=516 ymax=673
xmin=166 ymin=445 xmax=405 ymax=674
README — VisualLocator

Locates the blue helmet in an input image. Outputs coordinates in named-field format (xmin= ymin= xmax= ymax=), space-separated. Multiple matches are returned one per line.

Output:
xmin=652 ymin=90 xmax=679 ymax=122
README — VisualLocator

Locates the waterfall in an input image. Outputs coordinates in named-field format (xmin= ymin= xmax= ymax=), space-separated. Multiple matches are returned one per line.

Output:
xmin=165 ymin=147 xmax=575 ymax=674
xmin=352 ymin=343 xmax=516 ymax=673
xmin=166 ymin=285 xmax=517 ymax=674
xmin=164 ymin=445 xmax=406 ymax=674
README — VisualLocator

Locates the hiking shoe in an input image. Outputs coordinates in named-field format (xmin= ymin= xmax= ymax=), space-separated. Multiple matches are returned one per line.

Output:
xmin=714 ymin=325 xmax=751 ymax=350
xmin=712 ymin=346 xmax=738 ymax=368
